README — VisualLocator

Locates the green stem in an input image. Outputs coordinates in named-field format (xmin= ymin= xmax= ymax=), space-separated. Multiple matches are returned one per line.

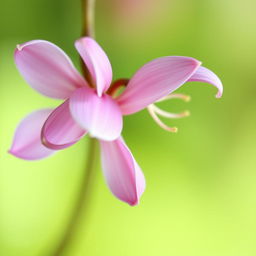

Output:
xmin=80 ymin=0 xmax=96 ymax=84
xmin=81 ymin=0 xmax=95 ymax=38
xmin=52 ymin=139 xmax=98 ymax=256
xmin=51 ymin=1 xmax=97 ymax=255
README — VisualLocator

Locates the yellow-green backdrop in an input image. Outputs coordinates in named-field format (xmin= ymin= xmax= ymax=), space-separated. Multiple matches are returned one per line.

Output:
xmin=1 ymin=0 xmax=256 ymax=255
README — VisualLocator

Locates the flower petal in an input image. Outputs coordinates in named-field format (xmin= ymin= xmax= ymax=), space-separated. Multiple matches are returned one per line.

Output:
xmin=188 ymin=66 xmax=223 ymax=98
xmin=42 ymin=100 xmax=87 ymax=150
xmin=117 ymin=56 xmax=201 ymax=115
xmin=69 ymin=87 xmax=122 ymax=141
xmin=9 ymin=109 xmax=55 ymax=160
xmin=75 ymin=37 xmax=112 ymax=97
xmin=15 ymin=40 xmax=87 ymax=99
xmin=100 ymin=137 xmax=145 ymax=206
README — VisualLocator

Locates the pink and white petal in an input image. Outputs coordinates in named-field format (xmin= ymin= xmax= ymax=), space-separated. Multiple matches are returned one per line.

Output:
xmin=9 ymin=109 xmax=55 ymax=160
xmin=42 ymin=100 xmax=87 ymax=150
xmin=117 ymin=56 xmax=201 ymax=115
xmin=188 ymin=66 xmax=223 ymax=98
xmin=69 ymin=87 xmax=122 ymax=141
xmin=75 ymin=37 xmax=112 ymax=97
xmin=100 ymin=137 xmax=145 ymax=206
xmin=15 ymin=40 xmax=87 ymax=99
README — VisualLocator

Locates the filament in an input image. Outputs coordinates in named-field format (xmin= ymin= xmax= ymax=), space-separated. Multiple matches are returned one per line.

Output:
xmin=147 ymin=93 xmax=191 ymax=132
xmin=157 ymin=93 xmax=191 ymax=103
xmin=147 ymin=105 xmax=178 ymax=133
xmin=152 ymin=105 xmax=190 ymax=119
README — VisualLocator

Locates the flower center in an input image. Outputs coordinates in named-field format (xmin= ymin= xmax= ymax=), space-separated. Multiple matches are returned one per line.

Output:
xmin=107 ymin=78 xmax=129 ymax=97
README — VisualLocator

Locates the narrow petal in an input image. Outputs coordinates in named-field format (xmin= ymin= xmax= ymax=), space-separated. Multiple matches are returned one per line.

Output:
xmin=9 ymin=109 xmax=55 ymax=160
xmin=188 ymin=66 xmax=223 ymax=98
xmin=117 ymin=56 xmax=201 ymax=115
xmin=15 ymin=40 xmax=87 ymax=99
xmin=69 ymin=87 xmax=122 ymax=141
xmin=75 ymin=37 xmax=112 ymax=97
xmin=100 ymin=137 xmax=145 ymax=206
xmin=42 ymin=100 xmax=87 ymax=150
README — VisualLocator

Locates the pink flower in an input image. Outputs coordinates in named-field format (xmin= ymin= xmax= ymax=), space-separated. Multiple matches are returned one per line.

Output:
xmin=9 ymin=37 xmax=223 ymax=205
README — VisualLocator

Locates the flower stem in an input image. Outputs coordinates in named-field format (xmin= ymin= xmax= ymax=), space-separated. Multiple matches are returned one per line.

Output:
xmin=52 ymin=138 xmax=98 ymax=256
xmin=80 ymin=0 xmax=96 ymax=84
xmin=81 ymin=0 xmax=95 ymax=38
xmin=51 ymin=1 xmax=97 ymax=255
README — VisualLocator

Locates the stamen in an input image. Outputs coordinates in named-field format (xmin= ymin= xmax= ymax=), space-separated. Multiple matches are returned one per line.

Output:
xmin=147 ymin=93 xmax=192 ymax=133
xmin=157 ymin=93 xmax=191 ymax=103
xmin=152 ymin=105 xmax=190 ymax=119
xmin=147 ymin=105 xmax=178 ymax=133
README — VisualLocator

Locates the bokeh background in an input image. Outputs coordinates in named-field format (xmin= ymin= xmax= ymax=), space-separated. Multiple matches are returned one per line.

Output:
xmin=1 ymin=0 xmax=256 ymax=255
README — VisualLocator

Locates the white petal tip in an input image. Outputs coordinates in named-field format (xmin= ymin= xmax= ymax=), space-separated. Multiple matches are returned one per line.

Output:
xmin=216 ymin=92 xmax=223 ymax=98
xmin=16 ymin=44 xmax=23 ymax=51
xmin=16 ymin=42 xmax=34 ymax=51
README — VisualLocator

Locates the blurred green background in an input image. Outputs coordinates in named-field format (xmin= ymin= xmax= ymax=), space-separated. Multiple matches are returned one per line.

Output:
xmin=1 ymin=0 xmax=256 ymax=255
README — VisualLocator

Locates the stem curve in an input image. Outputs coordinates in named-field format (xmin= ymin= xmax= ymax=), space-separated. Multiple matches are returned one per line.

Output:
xmin=52 ymin=138 xmax=98 ymax=256
xmin=51 ymin=1 xmax=97 ymax=255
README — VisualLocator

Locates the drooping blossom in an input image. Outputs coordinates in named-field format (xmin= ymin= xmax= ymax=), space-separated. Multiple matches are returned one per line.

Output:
xmin=9 ymin=37 xmax=223 ymax=205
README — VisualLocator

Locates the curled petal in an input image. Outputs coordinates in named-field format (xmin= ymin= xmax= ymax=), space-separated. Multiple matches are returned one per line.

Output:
xmin=117 ymin=56 xmax=201 ymax=115
xmin=42 ymin=100 xmax=87 ymax=150
xmin=188 ymin=66 xmax=223 ymax=98
xmin=69 ymin=87 xmax=122 ymax=141
xmin=9 ymin=109 xmax=55 ymax=160
xmin=15 ymin=40 xmax=87 ymax=99
xmin=100 ymin=137 xmax=145 ymax=206
xmin=75 ymin=37 xmax=112 ymax=97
